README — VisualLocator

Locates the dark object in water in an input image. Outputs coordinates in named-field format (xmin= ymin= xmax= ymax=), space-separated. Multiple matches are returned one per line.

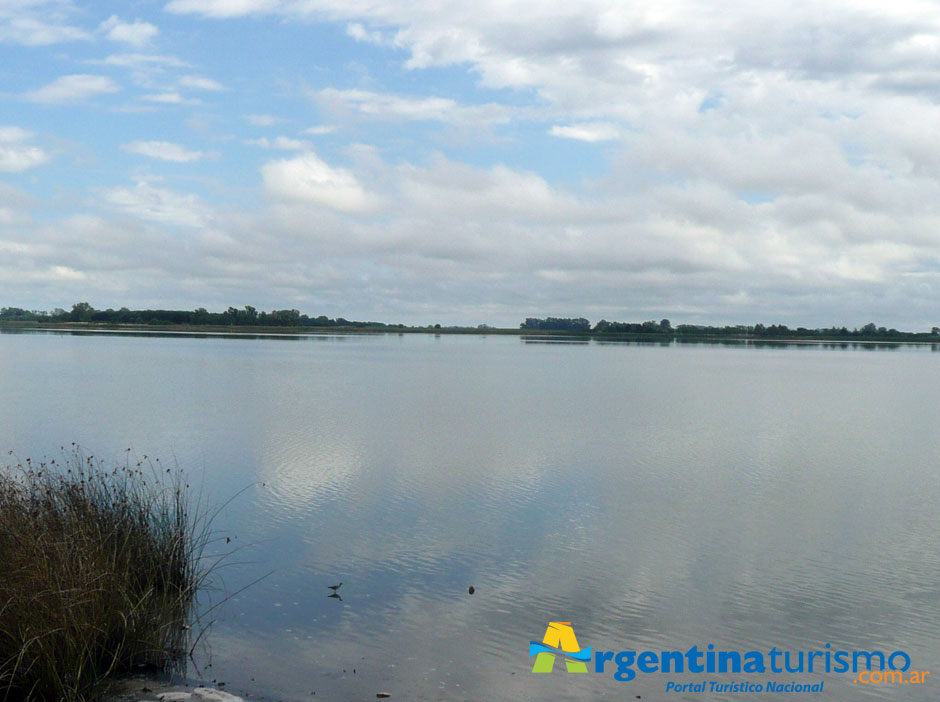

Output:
xmin=468 ymin=585 xmax=475 ymax=595
xmin=328 ymin=582 xmax=343 ymax=591
xmin=328 ymin=592 xmax=343 ymax=601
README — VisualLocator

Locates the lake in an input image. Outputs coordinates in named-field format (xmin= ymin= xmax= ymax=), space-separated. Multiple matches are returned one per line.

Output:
xmin=1 ymin=330 xmax=938 ymax=700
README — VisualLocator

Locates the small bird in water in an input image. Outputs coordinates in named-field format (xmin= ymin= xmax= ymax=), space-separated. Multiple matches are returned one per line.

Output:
xmin=468 ymin=585 xmax=475 ymax=595
xmin=328 ymin=582 xmax=343 ymax=591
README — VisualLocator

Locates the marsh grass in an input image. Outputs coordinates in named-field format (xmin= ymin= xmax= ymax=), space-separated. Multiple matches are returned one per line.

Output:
xmin=0 ymin=449 xmax=212 ymax=701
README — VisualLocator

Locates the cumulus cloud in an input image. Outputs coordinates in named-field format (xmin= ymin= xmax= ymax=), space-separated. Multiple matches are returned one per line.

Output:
xmin=122 ymin=141 xmax=211 ymax=162
xmin=550 ymin=123 xmax=621 ymax=142
xmin=99 ymin=15 xmax=158 ymax=47
xmin=100 ymin=181 xmax=212 ymax=227
xmin=24 ymin=74 xmax=119 ymax=103
xmin=345 ymin=22 xmax=390 ymax=45
xmin=0 ymin=127 xmax=50 ymax=172
xmin=164 ymin=0 xmax=281 ymax=18
xmin=0 ymin=182 xmax=34 ymax=226
xmin=245 ymin=144 xmax=940 ymax=324
xmin=0 ymin=0 xmax=88 ymax=46
xmin=12 ymin=0 xmax=940 ymax=325
xmin=244 ymin=114 xmax=288 ymax=126
xmin=395 ymin=155 xmax=580 ymax=221
xmin=246 ymin=136 xmax=310 ymax=150
xmin=142 ymin=92 xmax=200 ymax=105
xmin=315 ymin=88 xmax=512 ymax=126
xmin=0 ymin=208 xmax=25 ymax=226
xmin=161 ymin=1 xmax=940 ymax=114
xmin=178 ymin=75 xmax=225 ymax=91
xmin=261 ymin=152 xmax=376 ymax=212
xmin=94 ymin=53 xmax=190 ymax=69
xmin=10 ymin=135 xmax=940 ymax=325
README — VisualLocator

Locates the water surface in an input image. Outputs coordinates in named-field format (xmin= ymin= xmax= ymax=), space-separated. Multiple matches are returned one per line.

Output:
xmin=1 ymin=331 xmax=938 ymax=700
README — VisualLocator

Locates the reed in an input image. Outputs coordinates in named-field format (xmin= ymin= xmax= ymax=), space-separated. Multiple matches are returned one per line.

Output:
xmin=0 ymin=450 xmax=211 ymax=701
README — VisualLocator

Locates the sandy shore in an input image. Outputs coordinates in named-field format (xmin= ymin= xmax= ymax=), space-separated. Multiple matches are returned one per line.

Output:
xmin=107 ymin=676 xmax=248 ymax=702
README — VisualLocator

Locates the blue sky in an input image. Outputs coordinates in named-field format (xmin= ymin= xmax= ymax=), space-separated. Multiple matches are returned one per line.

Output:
xmin=4 ymin=0 xmax=940 ymax=327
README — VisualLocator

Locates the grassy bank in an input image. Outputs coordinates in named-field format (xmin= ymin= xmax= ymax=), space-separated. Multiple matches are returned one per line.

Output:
xmin=0 ymin=451 xmax=210 ymax=701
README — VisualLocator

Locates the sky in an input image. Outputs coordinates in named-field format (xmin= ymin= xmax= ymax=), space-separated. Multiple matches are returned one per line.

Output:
xmin=4 ymin=0 xmax=940 ymax=328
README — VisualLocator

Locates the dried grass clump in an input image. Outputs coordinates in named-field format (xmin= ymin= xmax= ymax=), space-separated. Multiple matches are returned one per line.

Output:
xmin=0 ymin=450 xmax=210 ymax=701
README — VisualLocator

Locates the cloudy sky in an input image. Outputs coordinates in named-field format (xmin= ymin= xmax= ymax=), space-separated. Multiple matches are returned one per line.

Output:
xmin=4 ymin=0 xmax=940 ymax=327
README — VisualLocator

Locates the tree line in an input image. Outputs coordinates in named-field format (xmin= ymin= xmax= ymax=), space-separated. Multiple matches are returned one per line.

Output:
xmin=521 ymin=317 xmax=940 ymax=340
xmin=2 ymin=305 xmax=939 ymax=339
xmin=0 ymin=303 xmax=402 ymax=329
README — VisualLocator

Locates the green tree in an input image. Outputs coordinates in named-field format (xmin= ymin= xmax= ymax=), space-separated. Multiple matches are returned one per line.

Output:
xmin=70 ymin=302 xmax=94 ymax=322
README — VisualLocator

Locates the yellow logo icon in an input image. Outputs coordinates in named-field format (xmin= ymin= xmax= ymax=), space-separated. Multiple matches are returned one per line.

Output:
xmin=530 ymin=622 xmax=591 ymax=673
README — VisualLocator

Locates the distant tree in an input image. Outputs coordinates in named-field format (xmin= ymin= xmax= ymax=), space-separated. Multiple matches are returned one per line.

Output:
xmin=932 ymin=327 xmax=940 ymax=336
xmin=269 ymin=309 xmax=301 ymax=326
xmin=660 ymin=318 xmax=671 ymax=330
xmin=70 ymin=302 xmax=94 ymax=322
xmin=223 ymin=306 xmax=240 ymax=325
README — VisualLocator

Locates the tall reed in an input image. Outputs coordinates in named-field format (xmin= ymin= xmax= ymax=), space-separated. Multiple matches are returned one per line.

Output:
xmin=0 ymin=450 xmax=211 ymax=701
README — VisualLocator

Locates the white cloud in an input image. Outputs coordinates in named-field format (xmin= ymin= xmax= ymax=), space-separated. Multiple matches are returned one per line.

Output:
xmin=0 ymin=126 xmax=50 ymax=172
xmin=261 ymin=152 xmax=376 ymax=212
xmin=94 ymin=53 xmax=190 ymax=69
xmin=14 ymin=0 xmax=940 ymax=326
xmin=99 ymin=15 xmax=158 ymax=47
xmin=0 ymin=207 xmax=23 ymax=226
xmin=315 ymin=88 xmax=511 ymax=126
xmin=164 ymin=0 xmax=281 ymax=18
xmin=178 ymin=75 xmax=225 ymax=91
xmin=346 ymin=22 xmax=390 ymax=45
xmin=244 ymin=114 xmax=287 ymax=126
xmin=49 ymin=264 xmax=86 ymax=280
xmin=24 ymin=74 xmax=120 ymax=103
xmin=303 ymin=125 xmax=335 ymax=136
xmin=0 ymin=182 xmax=34 ymax=226
xmin=143 ymin=92 xmax=201 ymax=105
xmin=396 ymin=155 xmax=579 ymax=220
xmin=550 ymin=123 xmax=621 ymax=142
xmin=101 ymin=181 xmax=211 ymax=227
xmin=246 ymin=136 xmax=310 ymax=150
xmin=0 ymin=0 xmax=89 ymax=46
xmin=122 ymin=141 xmax=211 ymax=162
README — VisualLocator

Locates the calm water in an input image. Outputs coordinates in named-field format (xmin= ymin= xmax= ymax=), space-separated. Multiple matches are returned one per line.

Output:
xmin=2 ymin=330 xmax=939 ymax=701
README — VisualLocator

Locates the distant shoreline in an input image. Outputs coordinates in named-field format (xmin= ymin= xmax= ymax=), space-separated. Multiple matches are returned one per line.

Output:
xmin=2 ymin=320 xmax=940 ymax=345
